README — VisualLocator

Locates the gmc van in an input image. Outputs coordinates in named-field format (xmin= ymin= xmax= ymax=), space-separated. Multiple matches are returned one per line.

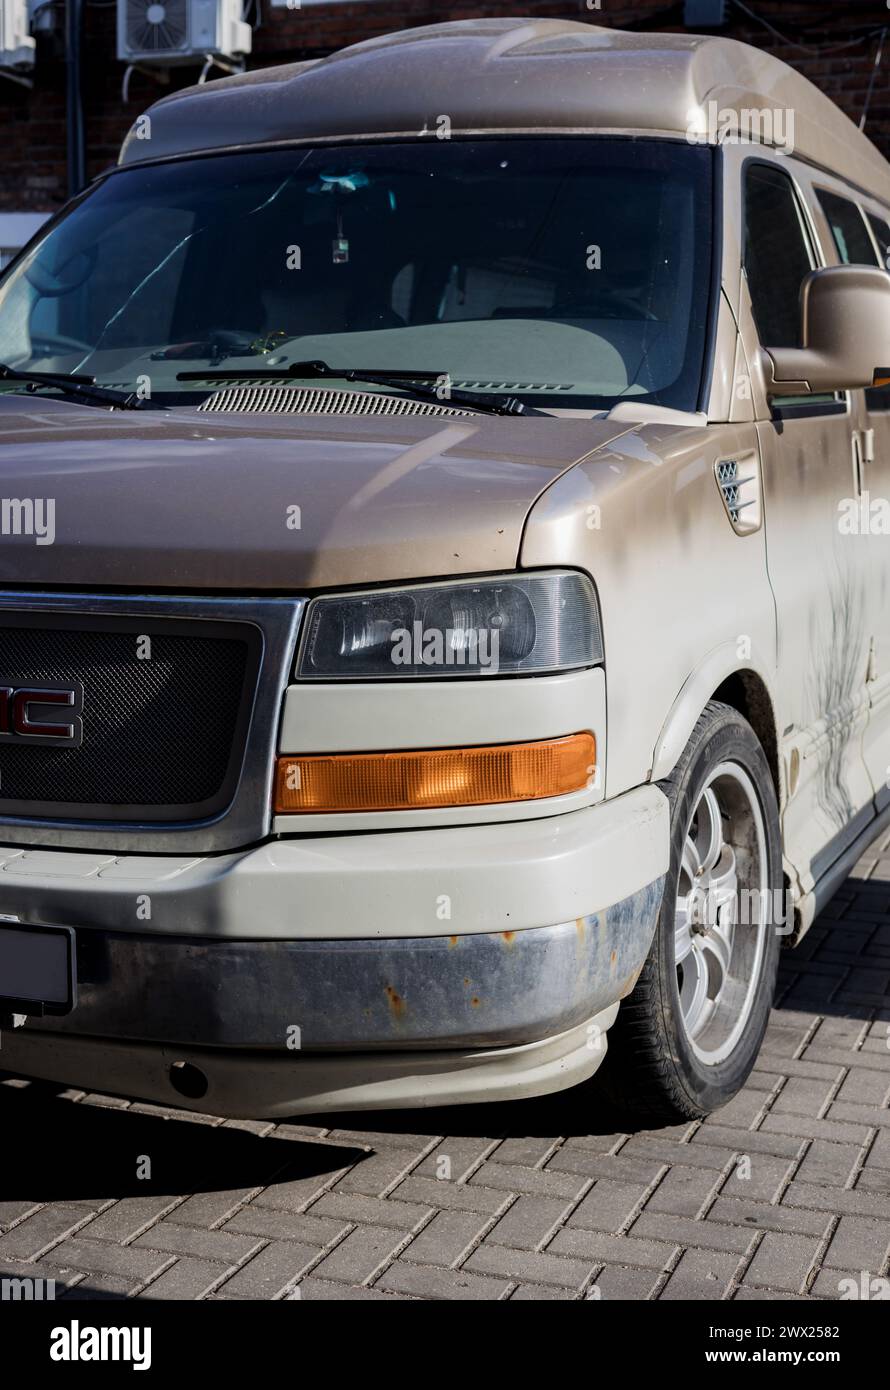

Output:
xmin=1 ymin=18 xmax=889 ymax=1122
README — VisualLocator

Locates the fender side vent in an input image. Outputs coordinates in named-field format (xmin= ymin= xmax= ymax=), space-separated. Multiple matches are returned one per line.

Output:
xmin=715 ymin=454 xmax=761 ymax=534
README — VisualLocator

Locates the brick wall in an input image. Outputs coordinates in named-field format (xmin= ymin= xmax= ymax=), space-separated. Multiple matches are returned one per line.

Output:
xmin=0 ymin=0 xmax=887 ymax=213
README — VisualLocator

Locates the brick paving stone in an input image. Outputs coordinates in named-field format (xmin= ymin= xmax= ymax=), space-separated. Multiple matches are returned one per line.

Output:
xmin=734 ymin=1285 xmax=810 ymax=1301
xmin=63 ymin=1273 xmax=135 ymax=1300
xmin=0 ymin=1201 xmax=41 ymax=1229
xmin=485 ymin=1195 xmax=571 ymax=1249
xmin=308 ymin=1192 xmax=432 ymax=1230
xmin=718 ymin=1154 xmax=795 ymax=1203
xmin=659 ymin=1246 xmax=740 ymax=1299
xmin=463 ymin=1241 xmax=595 ymax=1289
xmin=376 ymin=1261 xmax=510 ymax=1300
xmin=644 ymin=1165 xmax=720 ymax=1216
xmin=808 ymin=1268 xmax=865 ymax=1299
xmin=139 ymin=1259 xmax=229 ymax=1300
xmin=759 ymin=1113 xmax=870 ymax=1145
xmin=753 ymin=1058 xmax=844 ymax=1082
xmin=821 ymin=1215 xmax=890 ymax=1273
xmin=0 ymin=1255 xmax=82 ymax=1296
xmin=45 ymin=1237 xmax=172 ymax=1283
xmin=171 ymin=1190 xmax=259 ymax=1227
xmin=335 ymin=1149 xmax=426 ymax=1197
xmin=630 ymin=1212 xmax=753 ymax=1254
xmin=689 ymin=1125 xmax=804 ymax=1159
xmin=742 ymin=1232 xmax=822 ymax=1292
xmin=700 ymin=1087 xmax=770 ymax=1128
xmin=400 ymin=1210 xmax=489 ymax=1266
xmin=769 ymin=1076 xmax=838 ymax=1117
xmin=77 ymin=1197 xmax=183 ymax=1243
xmin=556 ymin=1132 xmax=628 ymax=1153
xmin=509 ymin=1281 xmax=578 ymax=1300
xmin=326 ymin=1128 xmax=434 ymax=1151
xmin=866 ymin=1127 xmax=890 ymax=1168
xmin=391 ymin=1176 xmax=509 ymax=1215
xmin=794 ymin=1140 xmax=862 ymax=1185
xmin=782 ymin=1182 xmax=890 ymax=1220
xmin=214 ymin=1242 xmax=320 ymax=1298
xmin=828 ymin=1100 xmax=890 ymax=1128
xmin=563 ymin=1180 xmax=649 ymax=1233
xmin=222 ymin=1207 xmax=351 ymax=1245
xmin=836 ymin=1069 xmax=890 ymax=1106
xmin=412 ymin=1139 xmax=494 ymax=1183
xmin=295 ymin=1277 xmax=408 ymax=1300
xmin=251 ymin=1168 xmax=353 ymax=1213
xmin=0 ymin=1205 xmax=92 ymax=1260
xmin=539 ymin=1146 xmax=630 ymax=1180
xmin=589 ymin=1265 xmax=662 ymax=1300
xmin=855 ymin=1165 xmax=890 ymax=1193
xmin=132 ymin=1223 xmax=262 ymax=1263
xmin=547 ymin=1227 xmax=678 ymax=1270
xmin=311 ymin=1224 xmax=409 ymax=1283
xmin=705 ymin=1197 xmax=831 ymax=1238
xmin=493 ymin=1136 xmax=561 ymax=1166
xmin=467 ymin=1162 xmax=586 ymax=1200
xmin=545 ymin=1151 xmax=664 ymax=1184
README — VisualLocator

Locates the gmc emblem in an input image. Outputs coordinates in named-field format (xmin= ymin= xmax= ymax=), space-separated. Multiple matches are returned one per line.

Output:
xmin=0 ymin=683 xmax=83 ymax=748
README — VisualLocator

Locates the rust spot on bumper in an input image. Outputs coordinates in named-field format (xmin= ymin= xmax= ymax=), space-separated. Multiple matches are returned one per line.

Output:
xmin=501 ymin=931 xmax=515 ymax=946
xmin=384 ymin=985 xmax=407 ymax=1018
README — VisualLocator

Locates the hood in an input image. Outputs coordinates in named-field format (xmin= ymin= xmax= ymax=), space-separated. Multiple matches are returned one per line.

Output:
xmin=0 ymin=397 xmax=633 ymax=591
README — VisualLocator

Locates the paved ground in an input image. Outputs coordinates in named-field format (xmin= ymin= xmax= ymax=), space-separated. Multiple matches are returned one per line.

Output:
xmin=2 ymin=853 xmax=890 ymax=1302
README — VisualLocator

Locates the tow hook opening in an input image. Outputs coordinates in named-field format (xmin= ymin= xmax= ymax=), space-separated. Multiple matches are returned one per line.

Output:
xmin=169 ymin=1061 xmax=208 ymax=1100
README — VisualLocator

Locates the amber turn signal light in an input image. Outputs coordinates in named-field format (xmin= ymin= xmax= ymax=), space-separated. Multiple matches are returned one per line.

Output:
xmin=274 ymin=733 xmax=596 ymax=813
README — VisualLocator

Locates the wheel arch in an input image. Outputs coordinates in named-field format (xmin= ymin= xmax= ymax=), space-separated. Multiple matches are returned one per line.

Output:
xmin=650 ymin=645 xmax=782 ymax=807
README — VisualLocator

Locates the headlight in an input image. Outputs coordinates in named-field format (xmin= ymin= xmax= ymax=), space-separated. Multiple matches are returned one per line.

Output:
xmin=296 ymin=571 xmax=603 ymax=680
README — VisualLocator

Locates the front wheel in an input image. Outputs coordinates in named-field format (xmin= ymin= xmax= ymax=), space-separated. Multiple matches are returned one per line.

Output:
xmin=595 ymin=701 xmax=782 ymax=1122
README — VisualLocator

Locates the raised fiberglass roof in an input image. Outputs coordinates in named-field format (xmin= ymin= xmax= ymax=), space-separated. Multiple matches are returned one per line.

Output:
xmin=118 ymin=17 xmax=890 ymax=203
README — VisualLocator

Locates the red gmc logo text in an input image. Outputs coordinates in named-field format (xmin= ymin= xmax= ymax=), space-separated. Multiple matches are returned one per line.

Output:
xmin=0 ymin=684 xmax=84 ymax=748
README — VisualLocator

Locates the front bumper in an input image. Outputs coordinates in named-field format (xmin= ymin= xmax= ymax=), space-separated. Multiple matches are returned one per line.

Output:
xmin=0 ymin=1008 xmax=623 ymax=1118
xmin=23 ymin=876 xmax=665 ymax=1051
xmin=0 ymin=785 xmax=669 ymax=1115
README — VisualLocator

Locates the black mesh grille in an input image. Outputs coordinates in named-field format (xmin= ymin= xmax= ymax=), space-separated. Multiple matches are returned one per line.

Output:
xmin=0 ymin=624 xmax=250 ymax=812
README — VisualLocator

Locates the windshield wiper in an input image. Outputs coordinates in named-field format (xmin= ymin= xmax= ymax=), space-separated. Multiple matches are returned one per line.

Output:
xmin=0 ymin=364 xmax=149 ymax=411
xmin=177 ymin=359 xmax=545 ymax=417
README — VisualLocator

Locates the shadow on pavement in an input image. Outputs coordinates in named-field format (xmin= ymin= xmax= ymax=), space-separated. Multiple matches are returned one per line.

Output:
xmin=0 ymin=1079 xmax=368 ymax=1201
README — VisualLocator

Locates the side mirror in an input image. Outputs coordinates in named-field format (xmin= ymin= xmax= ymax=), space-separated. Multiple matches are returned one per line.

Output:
xmin=760 ymin=264 xmax=890 ymax=396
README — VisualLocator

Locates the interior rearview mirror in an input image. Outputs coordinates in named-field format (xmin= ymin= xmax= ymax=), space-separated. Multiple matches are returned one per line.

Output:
xmin=760 ymin=264 xmax=890 ymax=396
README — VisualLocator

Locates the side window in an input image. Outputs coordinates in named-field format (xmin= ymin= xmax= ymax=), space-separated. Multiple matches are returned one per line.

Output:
xmin=743 ymin=163 xmax=841 ymax=415
xmin=865 ymin=213 xmax=890 ymax=412
xmin=744 ymin=164 xmax=815 ymax=349
xmin=868 ymin=213 xmax=890 ymax=272
xmin=821 ymin=200 xmax=890 ymax=413
xmin=816 ymin=189 xmax=880 ymax=267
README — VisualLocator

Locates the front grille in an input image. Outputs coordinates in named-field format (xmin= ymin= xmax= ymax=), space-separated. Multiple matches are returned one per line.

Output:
xmin=0 ymin=615 xmax=257 ymax=822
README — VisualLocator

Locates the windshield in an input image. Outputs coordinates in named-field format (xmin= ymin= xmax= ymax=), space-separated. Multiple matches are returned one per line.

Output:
xmin=0 ymin=138 xmax=713 ymax=411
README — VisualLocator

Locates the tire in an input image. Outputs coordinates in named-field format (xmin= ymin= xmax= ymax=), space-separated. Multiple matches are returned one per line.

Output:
xmin=595 ymin=700 xmax=782 ymax=1122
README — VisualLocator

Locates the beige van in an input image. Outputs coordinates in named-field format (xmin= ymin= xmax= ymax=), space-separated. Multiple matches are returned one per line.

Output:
xmin=0 ymin=17 xmax=889 ymax=1122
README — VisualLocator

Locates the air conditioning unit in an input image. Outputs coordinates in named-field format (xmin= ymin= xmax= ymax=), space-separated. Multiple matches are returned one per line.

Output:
xmin=0 ymin=0 xmax=36 ymax=70
xmin=117 ymin=0 xmax=251 ymax=66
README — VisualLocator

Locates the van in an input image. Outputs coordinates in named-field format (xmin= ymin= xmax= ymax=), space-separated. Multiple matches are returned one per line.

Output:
xmin=0 ymin=17 xmax=889 ymax=1122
